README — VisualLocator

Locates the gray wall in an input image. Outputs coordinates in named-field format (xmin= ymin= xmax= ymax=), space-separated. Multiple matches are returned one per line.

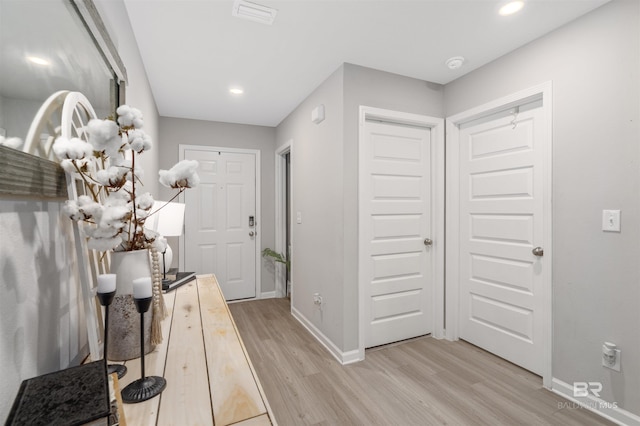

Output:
xmin=0 ymin=0 xmax=160 ymax=421
xmin=276 ymin=66 xmax=346 ymax=347
xmin=444 ymin=0 xmax=639 ymax=413
xmin=0 ymin=200 xmax=85 ymax=420
xmin=95 ymin=0 xmax=161 ymax=198
xmin=158 ymin=117 xmax=277 ymax=295
xmin=277 ymin=64 xmax=444 ymax=352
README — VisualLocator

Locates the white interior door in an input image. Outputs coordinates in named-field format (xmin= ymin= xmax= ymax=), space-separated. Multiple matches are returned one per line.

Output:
xmin=184 ymin=149 xmax=257 ymax=300
xmin=362 ymin=120 xmax=433 ymax=348
xmin=458 ymin=102 xmax=546 ymax=374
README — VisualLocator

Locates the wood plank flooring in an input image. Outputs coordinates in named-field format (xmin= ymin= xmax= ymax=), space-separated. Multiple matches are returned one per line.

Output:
xmin=230 ymin=298 xmax=613 ymax=426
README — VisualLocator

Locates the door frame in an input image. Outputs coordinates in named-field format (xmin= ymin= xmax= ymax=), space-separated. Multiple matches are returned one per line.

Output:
xmin=275 ymin=140 xmax=292 ymax=298
xmin=358 ymin=106 xmax=445 ymax=361
xmin=445 ymin=82 xmax=553 ymax=388
xmin=178 ymin=144 xmax=262 ymax=299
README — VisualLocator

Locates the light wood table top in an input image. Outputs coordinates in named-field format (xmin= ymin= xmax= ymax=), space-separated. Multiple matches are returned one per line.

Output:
xmin=117 ymin=274 xmax=275 ymax=426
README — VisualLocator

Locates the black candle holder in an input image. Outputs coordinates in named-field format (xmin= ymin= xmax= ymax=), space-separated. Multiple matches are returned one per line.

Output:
xmin=161 ymin=250 xmax=167 ymax=281
xmin=121 ymin=296 xmax=166 ymax=403
xmin=96 ymin=290 xmax=127 ymax=380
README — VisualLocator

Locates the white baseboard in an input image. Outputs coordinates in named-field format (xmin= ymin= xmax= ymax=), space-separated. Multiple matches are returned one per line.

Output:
xmin=551 ymin=378 xmax=640 ymax=426
xmin=260 ymin=291 xmax=276 ymax=299
xmin=291 ymin=306 xmax=363 ymax=365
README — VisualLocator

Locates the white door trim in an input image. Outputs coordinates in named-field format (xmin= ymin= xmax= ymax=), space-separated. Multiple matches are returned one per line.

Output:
xmin=178 ymin=144 xmax=262 ymax=300
xmin=358 ymin=106 xmax=445 ymax=361
xmin=275 ymin=140 xmax=292 ymax=298
xmin=445 ymin=82 xmax=553 ymax=388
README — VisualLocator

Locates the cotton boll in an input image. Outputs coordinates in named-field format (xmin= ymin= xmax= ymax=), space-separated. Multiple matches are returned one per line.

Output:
xmin=99 ymin=205 xmax=130 ymax=230
xmin=116 ymin=105 xmax=132 ymax=126
xmin=52 ymin=137 xmax=70 ymax=159
xmin=63 ymin=200 xmax=83 ymax=221
xmin=159 ymin=160 xmax=200 ymax=188
xmin=53 ymin=137 xmax=94 ymax=160
xmin=87 ymin=236 xmax=122 ymax=252
xmin=104 ymin=134 xmax=127 ymax=159
xmin=63 ymin=197 xmax=100 ymax=221
xmin=152 ymin=235 xmax=167 ymax=253
xmin=109 ymin=154 xmax=128 ymax=166
xmin=60 ymin=157 xmax=90 ymax=174
xmin=60 ymin=159 xmax=77 ymax=173
xmin=158 ymin=169 xmax=174 ymax=188
xmin=117 ymin=105 xmax=144 ymax=128
xmin=95 ymin=169 xmax=110 ymax=186
xmin=0 ymin=136 xmax=23 ymax=149
xmin=136 ymin=192 xmax=154 ymax=210
xmin=127 ymin=129 xmax=152 ymax=153
xmin=85 ymin=224 xmax=119 ymax=239
xmin=87 ymin=119 xmax=121 ymax=156
xmin=115 ymin=158 xmax=132 ymax=169
xmin=131 ymin=108 xmax=144 ymax=129
xmin=78 ymin=197 xmax=103 ymax=220
xmin=104 ymin=189 xmax=130 ymax=207
xmin=143 ymin=228 xmax=158 ymax=239
xmin=96 ymin=165 xmax=128 ymax=187
xmin=87 ymin=119 xmax=118 ymax=145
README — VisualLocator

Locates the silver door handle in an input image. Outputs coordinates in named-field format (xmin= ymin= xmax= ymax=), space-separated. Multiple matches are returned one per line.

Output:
xmin=424 ymin=238 xmax=432 ymax=246
xmin=249 ymin=231 xmax=255 ymax=237
xmin=532 ymin=247 xmax=544 ymax=256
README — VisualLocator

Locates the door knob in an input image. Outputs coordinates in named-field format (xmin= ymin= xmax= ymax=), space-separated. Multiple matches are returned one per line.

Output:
xmin=249 ymin=231 xmax=255 ymax=237
xmin=532 ymin=246 xmax=544 ymax=257
xmin=424 ymin=238 xmax=432 ymax=246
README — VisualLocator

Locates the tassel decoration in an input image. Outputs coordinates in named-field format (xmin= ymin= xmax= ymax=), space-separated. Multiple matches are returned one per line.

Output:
xmin=150 ymin=247 xmax=167 ymax=345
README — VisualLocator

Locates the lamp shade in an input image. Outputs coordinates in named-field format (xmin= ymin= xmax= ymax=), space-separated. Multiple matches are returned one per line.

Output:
xmin=147 ymin=201 xmax=185 ymax=237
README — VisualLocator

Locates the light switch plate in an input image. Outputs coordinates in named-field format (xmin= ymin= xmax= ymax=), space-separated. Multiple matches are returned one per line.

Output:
xmin=296 ymin=211 xmax=302 ymax=224
xmin=602 ymin=210 xmax=621 ymax=232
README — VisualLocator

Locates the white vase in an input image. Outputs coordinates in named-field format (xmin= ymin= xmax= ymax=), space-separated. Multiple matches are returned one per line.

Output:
xmin=107 ymin=249 xmax=155 ymax=361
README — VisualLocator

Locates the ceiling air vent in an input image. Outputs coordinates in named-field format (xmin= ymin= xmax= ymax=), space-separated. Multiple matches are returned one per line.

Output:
xmin=232 ymin=0 xmax=277 ymax=25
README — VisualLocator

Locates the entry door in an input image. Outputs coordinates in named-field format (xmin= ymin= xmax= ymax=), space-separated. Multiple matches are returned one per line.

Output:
xmin=362 ymin=120 xmax=433 ymax=348
xmin=184 ymin=149 xmax=257 ymax=300
xmin=458 ymin=103 xmax=546 ymax=374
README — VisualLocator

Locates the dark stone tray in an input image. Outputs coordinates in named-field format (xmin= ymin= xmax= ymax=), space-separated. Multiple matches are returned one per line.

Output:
xmin=5 ymin=360 xmax=110 ymax=426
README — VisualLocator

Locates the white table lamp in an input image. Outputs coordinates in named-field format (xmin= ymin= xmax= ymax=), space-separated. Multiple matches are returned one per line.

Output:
xmin=146 ymin=201 xmax=185 ymax=276
xmin=145 ymin=201 xmax=196 ymax=292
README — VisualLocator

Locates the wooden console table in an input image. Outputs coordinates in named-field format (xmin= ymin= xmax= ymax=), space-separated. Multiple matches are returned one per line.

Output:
xmin=117 ymin=274 xmax=275 ymax=425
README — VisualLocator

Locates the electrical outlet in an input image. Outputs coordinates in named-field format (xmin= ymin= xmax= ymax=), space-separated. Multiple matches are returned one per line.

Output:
xmin=313 ymin=292 xmax=322 ymax=306
xmin=603 ymin=349 xmax=621 ymax=371
xmin=602 ymin=342 xmax=621 ymax=372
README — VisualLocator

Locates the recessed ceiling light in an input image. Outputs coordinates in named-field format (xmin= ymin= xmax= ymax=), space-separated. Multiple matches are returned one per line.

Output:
xmin=26 ymin=56 xmax=50 ymax=66
xmin=499 ymin=1 xmax=524 ymax=16
xmin=229 ymin=87 xmax=244 ymax=95
xmin=445 ymin=56 xmax=465 ymax=70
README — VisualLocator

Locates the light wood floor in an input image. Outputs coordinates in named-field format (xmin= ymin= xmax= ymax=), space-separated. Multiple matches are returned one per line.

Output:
xmin=229 ymin=298 xmax=613 ymax=426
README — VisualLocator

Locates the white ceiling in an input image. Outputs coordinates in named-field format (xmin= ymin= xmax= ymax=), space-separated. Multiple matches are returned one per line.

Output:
xmin=123 ymin=0 xmax=608 ymax=127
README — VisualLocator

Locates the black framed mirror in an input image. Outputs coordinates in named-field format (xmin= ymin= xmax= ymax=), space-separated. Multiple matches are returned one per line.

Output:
xmin=0 ymin=0 xmax=127 ymax=198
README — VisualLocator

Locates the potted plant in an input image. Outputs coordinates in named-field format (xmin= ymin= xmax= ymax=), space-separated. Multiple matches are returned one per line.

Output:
xmin=262 ymin=248 xmax=290 ymax=272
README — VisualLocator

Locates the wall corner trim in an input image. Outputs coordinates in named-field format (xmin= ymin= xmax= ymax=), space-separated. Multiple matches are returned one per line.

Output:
xmin=291 ymin=306 xmax=363 ymax=365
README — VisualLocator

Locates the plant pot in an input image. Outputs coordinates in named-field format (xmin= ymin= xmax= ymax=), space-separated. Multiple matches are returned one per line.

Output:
xmin=107 ymin=249 xmax=155 ymax=361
